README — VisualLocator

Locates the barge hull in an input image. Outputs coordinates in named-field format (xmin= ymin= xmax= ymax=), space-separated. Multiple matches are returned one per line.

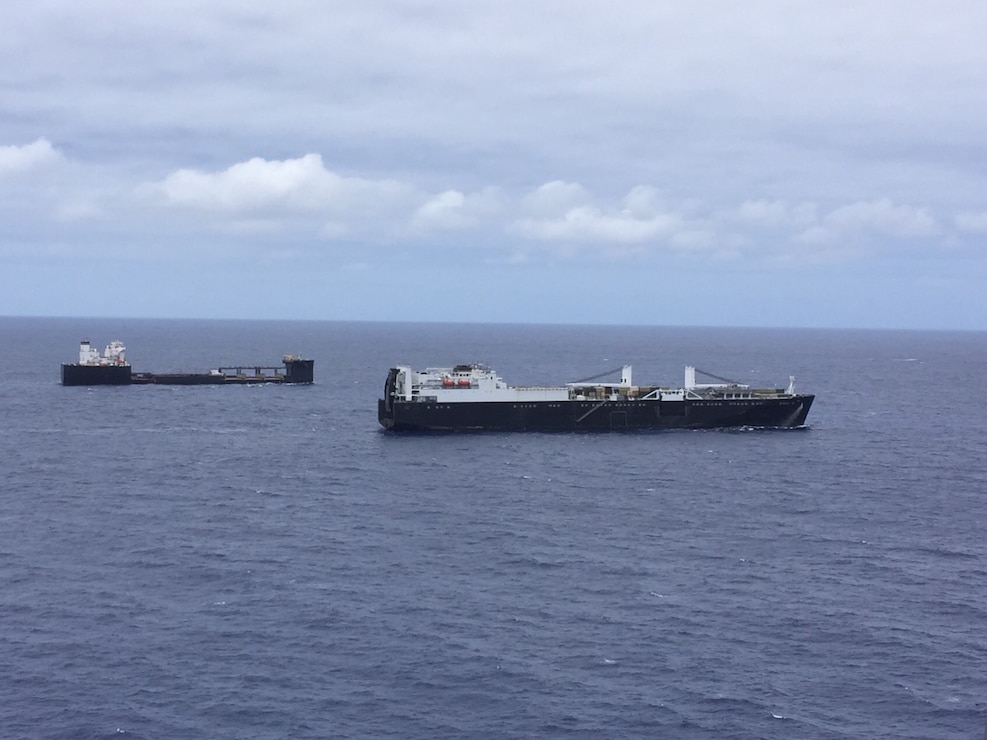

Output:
xmin=61 ymin=356 xmax=314 ymax=386
xmin=61 ymin=364 xmax=132 ymax=386
xmin=378 ymin=395 xmax=814 ymax=432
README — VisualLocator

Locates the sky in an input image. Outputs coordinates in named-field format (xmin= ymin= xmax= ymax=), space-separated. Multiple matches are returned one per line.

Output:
xmin=3 ymin=1 xmax=987 ymax=330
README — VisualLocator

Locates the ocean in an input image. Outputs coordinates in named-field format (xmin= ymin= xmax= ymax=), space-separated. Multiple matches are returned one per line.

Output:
xmin=1 ymin=317 xmax=984 ymax=739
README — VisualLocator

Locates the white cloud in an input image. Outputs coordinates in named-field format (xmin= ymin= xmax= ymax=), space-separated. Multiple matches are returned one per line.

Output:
xmin=796 ymin=226 xmax=834 ymax=245
xmin=1 ymin=134 xmax=977 ymax=272
xmin=514 ymin=183 xmax=691 ymax=248
xmin=413 ymin=187 xmax=503 ymax=231
xmin=954 ymin=211 xmax=987 ymax=234
xmin=146 ymin=153 xmax=411 ymax=216
xmin=732 ymin=200 xmax=817 ymax=229
xmin=670 ymin=230 xmax=717 ymax=252
xmin=0 ymin=138 xmax=63 ymax=177
xmin=824 ymin=198 xmax=937 ymax=238
xmin=417 ymin=190 xmax=466 ymax=226
xmin=515 ymin=204 xmax=683 ymax=244
xmin=521 ymin=181 xmax=591 ymax=216
xmin=622 ymin=186 xmax=666 ymax=218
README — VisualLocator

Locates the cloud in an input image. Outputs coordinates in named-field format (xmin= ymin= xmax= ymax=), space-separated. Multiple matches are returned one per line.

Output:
xmin=732 ymin=200 xmax=817 ymax=229
xmin=0 ymin=138 xmax=111 ymax=224
xmin=521 ymin=181 xmax=592 ymax=216
xmin=515 ymin=205 xmax=682 ymax=244
xmin=2 ymin=135 xmax=977 ymax=271
xmin=0 ymin=138 xmax=64 ymax=177
xmin=146 ymin=153 xmax=411 ymax=217
xmin=5 ymin=4 xmax=987 ymax=328
xmin=622 ymin=186 xmax=669 ymax=219
xmin=514 ymin=183 xmax=691 ymax=248
xmin=795 ymin=226 xmax=834 ymax=245
xmin=954 ymin=211 xmax=987 ymax=234
xmin=412 ymin=187 xmax=503 ymax=231
xmin=416 ymin=190 xmax=466 ymax=227
xmin=824 ymin=198 xmax=937 ymax=238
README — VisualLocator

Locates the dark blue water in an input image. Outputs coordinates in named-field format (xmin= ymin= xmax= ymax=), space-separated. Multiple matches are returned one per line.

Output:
xmin=2 ymin=318 xmax=985 ymax=738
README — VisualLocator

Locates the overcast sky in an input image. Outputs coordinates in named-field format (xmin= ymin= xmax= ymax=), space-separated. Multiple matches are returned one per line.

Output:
xmin=3 ymin=1 xmax=986 ymax=329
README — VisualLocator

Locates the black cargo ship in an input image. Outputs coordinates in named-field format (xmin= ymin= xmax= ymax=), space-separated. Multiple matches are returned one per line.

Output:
xmin=379 ymin=363 xmax=813 ymax=432
xmin=61 ymin=340 xmax=314 ymax=386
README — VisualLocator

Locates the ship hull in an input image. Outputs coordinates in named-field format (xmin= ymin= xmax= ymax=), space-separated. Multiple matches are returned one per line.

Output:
xmin=131 ymin=373 xmax=230 ymax=385
xmin=61 ymin=358 xmax=313 ymax=386
xmin=378 ymin=395 xmax=814 ymax=432
xmin=61 ymin=363 xmax=132 ymax=386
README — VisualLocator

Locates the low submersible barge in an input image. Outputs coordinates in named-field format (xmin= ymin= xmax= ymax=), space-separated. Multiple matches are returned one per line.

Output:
xmin=379 ymin=363 xmax=813 ymax=432
xmin=61 ymin=340 xmax=314 ymax=386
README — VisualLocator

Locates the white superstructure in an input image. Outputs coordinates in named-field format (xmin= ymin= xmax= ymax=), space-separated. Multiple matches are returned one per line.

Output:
xmin=389 ymin=363 xmax=800 ymax=405
xmin=390 ymin=364 xmax=569 ymax=403
xmin=77 ymin=339 xmax=128 ymax=366
xmin=390 ymin=363 xmax=670 ymax=404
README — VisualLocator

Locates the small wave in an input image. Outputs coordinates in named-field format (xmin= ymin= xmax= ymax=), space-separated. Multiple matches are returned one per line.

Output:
xmin=892 ymin=544 xmax=979 ymax=560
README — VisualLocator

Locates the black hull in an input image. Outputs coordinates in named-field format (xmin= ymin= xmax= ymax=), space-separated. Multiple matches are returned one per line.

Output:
xmin=132 ymin=373 xmax=232 ymax=385
xmin=283 ymin=359 xmax=315 ymax=384
xmin=62 ymin=359 xmax=314 ymax=386
xmin=379 ymin=395 xmax=814 ymax=432
xmin=61 ymin=364 xmax=132 ymax=386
